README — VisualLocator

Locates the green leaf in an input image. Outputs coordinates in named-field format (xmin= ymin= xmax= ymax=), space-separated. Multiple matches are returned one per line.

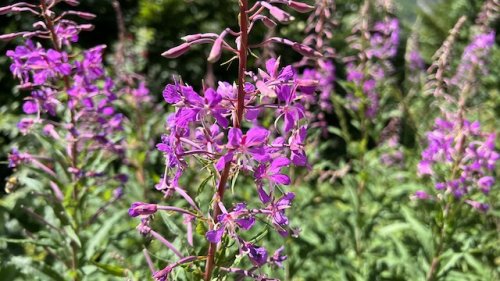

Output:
xmin=439 ymin=251 xmax=463 ymax=276
xmin=195 ymin=220 xmax=208 ymax=236
xmin=34 ymin=263 xmax=66 ymax=281
xmin=85 ymin=210 xmax=125 ymax=260
xmin=64 ymin=225 xmax=81 ymax=248
xmin=378 ymin=223 xmax=410 ymax=236
xmin=401 ymin=206 xmax=433 ymax=256
xmin=0 ymin=237 xmax=53 ymax=247
xmin=91 ymin=261 xmax=128 ymax=277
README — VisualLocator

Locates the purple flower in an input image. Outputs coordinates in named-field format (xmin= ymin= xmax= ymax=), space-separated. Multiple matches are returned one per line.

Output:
xmin=453 ymin=31 xmax=495 ymax=85
xmin=205 ymin=203 xmax=255 ymax=243
xmin=242 ymin=242 xmax=268 ymax=267
xmin=216 ymin=127 xmax=270 ymax=170
xmin=260 ymin=57 xmax=295 ymax=82
xmin=465 ymin=200 xmax=489 ymax=212
xmin=17 ymin=118 xmax=35 ymax=134
xmin=8 ymin=149 xmax=31 ymax=168
xmin=288 ymin=126 xmax=308 ymax=166
xmin=54 ymin=22 xmax=79 ymax=47
xmin=265 ymin=192 xmax=295 ymax=235
xmin=129 ymin=202 xmax=158 ymax=217
xmin=22 ymin=100 xmax=38 ymax=114
xmin=270 ymin=246 xmax=287 ymax=267
xmin=411 ymin=190 xmax=432 ymax=200
xmin=255 ymin=157 xmax=291 ymax=203
xmin=276 ymin=85 xmax=305 ymax=132
xmin=409 ymin=50 xmax=425 ymax=71
xmin=418 ymin=117 xmax=497 ymax=208
xmin=368 ymin=18 xmax=399 ymax=59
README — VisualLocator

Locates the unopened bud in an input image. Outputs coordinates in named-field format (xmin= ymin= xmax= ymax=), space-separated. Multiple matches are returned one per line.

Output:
xmin=288 ymin=1 xmax=315 ymax=13
xmin=207 ymin=37 xmax=223 ymax=63
xmin=0 ymin=32 xmax=23 ymax=41
xmin=162 ymin=42 xmax=191 ymax=58
xmin=260 ymin=2 xmax=294 ymax=22
xmin=68 ymin=11 xmax=96 ymax=20
xmin=64 ymin=0 xmax=80 ymax=6
xmin=0 ymin=5 xmax=13 ymax=15
xmin=254 ymin=15 xmax=277 ymax=28
xmin=296 ymin=78 xmax=318 ymax=87
xmin=181 ymin=33 xmax=217 ymax=42
xmin=33 ymin=21 xmax=47 ymax=29
xmin=78 ymin=24 xmax=94 ymax=31
xmin=292 ymin=43 xmax=322 ymax=57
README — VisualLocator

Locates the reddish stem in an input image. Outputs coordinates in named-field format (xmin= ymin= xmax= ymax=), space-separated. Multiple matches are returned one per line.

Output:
xmin=204 ymin=1 xmax=248 ymax=280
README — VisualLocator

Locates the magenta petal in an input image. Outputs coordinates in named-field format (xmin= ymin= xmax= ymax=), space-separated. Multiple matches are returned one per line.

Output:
xmin=227 ymin=128 xmax=242 ymax=149
xmin=249 ymin=147 xmax=270 ymax=162
xmin=283 ymin=112 xmax=295 ymax=132
xmin=22 ymin=101 xmax=38 ymax=114
xmin=182 ymin=86 xmax=203 ymax=105
xmin=269 ymin=157 xmax=291 ymax=172
xmin=245 ymin=108 xmax=260 ymax=120
xmin=213 ymin=112 xmax=229 ymax=128
xmin=258 ymin=187 xmax=271 ymax=204
xmin=245 ymin=127 xmax=269 ymax=147
xmin=417 ymin=160 xmax=433 ymax=175
xmin=270 ymin=174 xmax=291 ymax=185
xmin=206 ymin=227 xmax=224 ymax=243
xmin=235 ymin=217 xmax=255 ymax=230
xmin=215 ymin=152 xmax=233 ymax=171
xmin=291 ymin=150 xmax=307 ymax=166
xmin=265 ymin=58 xmax=278 ymax=77
xmin=163 ymin=84 xmax=182 ymax=103
xmin=204 ymin=88 xmax=222 ymax=107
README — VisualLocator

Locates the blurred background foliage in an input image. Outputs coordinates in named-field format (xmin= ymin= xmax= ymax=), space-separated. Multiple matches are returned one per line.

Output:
xmin=0 ymin=0 xmax=498 ymax=280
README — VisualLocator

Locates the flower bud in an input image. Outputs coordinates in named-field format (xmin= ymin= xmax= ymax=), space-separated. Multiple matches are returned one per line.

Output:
xmin=78 ymin=24 xmax=94 ymax=31
xmin=296 ymin=78 xmax=318 ymax=87
xmin=0 ymin=5 xmax=13 ymax=15
xmin=288 ymin=1 xmax=315 ymax=13
xmin=162 ymin=43 xmax=191 ymax=58
xmin=181 ymin=33 xmax=217 ymax=42
xmin=129 ymin=202 xmax=158 ymax=217
xmin=260 ymin=2 xmax=294 ymax=22
xmin=292 ymin=43 xmax=322 ymax=57
xmin=253 ymin=15 xmax=277 ymax=29
xmin=64 ymin=0 xmax=80 ymax=6
xmin=207 ymin=36 xmax=223 ymax=63
xmin=33 ymin=21 xmax=47 ymax=29
xmin=0 ymin=32 xmax=24 ymax=41
xmin=68 ymin=11 xmax=96 ymax=20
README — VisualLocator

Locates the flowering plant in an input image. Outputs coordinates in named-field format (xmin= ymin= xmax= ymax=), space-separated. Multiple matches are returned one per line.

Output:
xmin=129 ymin=1 xmax=320 ymax=280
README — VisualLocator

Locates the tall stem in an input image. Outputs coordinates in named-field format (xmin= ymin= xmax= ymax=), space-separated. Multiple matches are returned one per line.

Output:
xmin=204 ymin=1 xmax=248 ymax=280
xmin=40 ymin=2 xmax=80 ymax=280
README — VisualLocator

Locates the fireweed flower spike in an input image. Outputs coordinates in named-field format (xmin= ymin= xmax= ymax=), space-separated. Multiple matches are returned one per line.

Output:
xmin=130 ymin=1 xmax=318 ymax=280
xmin=1 ymin=0 xmax=130 ymax=279
xmin=344 ymin=14 xmax=400 ymax=119
xmin=416 ymin=14 xmax=498 ymax=281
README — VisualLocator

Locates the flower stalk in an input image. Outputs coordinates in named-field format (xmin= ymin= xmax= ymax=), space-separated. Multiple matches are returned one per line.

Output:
xmin=204 ymin=3 xmax=249 ymax=279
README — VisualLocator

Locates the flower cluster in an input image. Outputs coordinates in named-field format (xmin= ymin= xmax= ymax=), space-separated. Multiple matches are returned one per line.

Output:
xmin=134 ymin=57 xmax=311 ymax=279
xmin=297 ymin=0 xmax=336 ymax=136
xmin=301 ymin=60 xmax=335 ymax=112
xmin=451 ymin=31 xmax=495 ymax=86
xmin=3 ymin=1 xmax=124 ymax=159
xmin=129 ymin=1 xmax=317 ymax=280
xmin=346 ymin=17 xmax=400 ymax=118
xmin=416 ymin=117 xmax=498 ymax=211
xmin=1 ymin=0 xmax=129 ymax=278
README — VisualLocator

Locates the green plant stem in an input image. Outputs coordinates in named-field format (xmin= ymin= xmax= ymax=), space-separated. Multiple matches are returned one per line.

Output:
xmin=40 ymin=2 xmax=80 ymax=280
xmin=204 ymin=1 xmax=248 ymax=280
